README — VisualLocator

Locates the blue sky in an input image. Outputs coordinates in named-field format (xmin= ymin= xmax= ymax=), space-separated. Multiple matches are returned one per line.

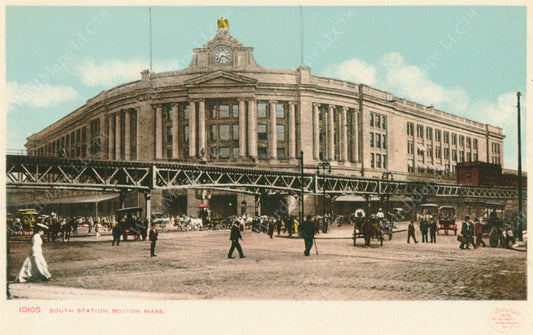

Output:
xmin=5 ymin=6 xmax=527 ymax=169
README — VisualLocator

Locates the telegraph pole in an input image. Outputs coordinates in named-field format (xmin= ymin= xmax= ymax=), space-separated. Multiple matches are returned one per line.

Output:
xmin=517 ymin=91 xmax=523 ymax=241
xmin=300 ymin=151 xmax=304 ymax=226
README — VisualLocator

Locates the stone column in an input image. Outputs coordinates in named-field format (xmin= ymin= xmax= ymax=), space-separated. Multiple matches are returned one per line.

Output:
xmin=172 ymin=104 xmax=179 ymax=159
xmin=107 ymin=114 xmax=114 ymax=160
xmin=341 ymin=106 xmax=348 ymax=162
xmin=155 ymin=106 xmax=163 ymax=159
xmin=352 ymin=110 xmax=359 ymax=162
xmin=288 ymin=102 xmax=296 ymax=159
xmin=124 ymin=110 xmax=131 ymax=160
xmin=189 ymin=101 xmax=196 ymax=157
xmin=115 ymin=111 xmax=121 ymax=160
xmin=198 ymin=100 xmax=206 ymax=158
xmin=239 ymin=99 xmax=246 ymax=158
xmin=137 ymin=101 xmax=155 ymax=161
xmin=328 ymin=105 xmax=335 ymax=161
xmin=248 ymin=100 xmax=257 ymax=159
xmin=269 ymin=101 xmax=277 ymax=159
xmin=313 ymin=104 xmax=319 ymax=159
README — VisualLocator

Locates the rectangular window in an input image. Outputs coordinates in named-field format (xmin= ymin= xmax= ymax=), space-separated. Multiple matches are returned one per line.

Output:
xmin=232 ymin=125 xmax=239 ymax=140
xmin=473 ymin=139 xmax=478 ymax=150
xmin=277 ymin=148 xmax=286 ymax=159
xmin=444 ymin=148 xmax=449 ymax=160
xmin=370 ymin=132 xmax=374 ymax=147
xmin=184 ymin=147 xmax=189 ymax=157
xmin=435 ymin=129 xmax=441 ymax=142
xmin=382 ymin=116 xmax=387 ymax=129
xmin=232 ymin=104 xmax=239 ymax=118
xmin=452 ymin=133 xmax=457 ymax=145
xmin=443 ymin=131 xmax=449 ymax=144
xmin=210 ymin=147 xmax=217 ymax=158
xmin=370 ymin=113 xmax=374 ymax=127
xmin=466 ymin=137 xmax=471 ymax=148
xmin=382 ymin=135 xmax=387 ymax=149
xmin=376 ymin=133 xmax=381 ymax=149
xmin=258 ymin=147 xmax=268 ymax=159
xmin=167 ymin=126 xmax=173 ymax=143
xmin=452 ymin=149 xmax=457 ymax=161
xmin=436 ymin=146 xmax=441 ymax=159
xmin=408 ymin=160 xmax=414 ymax=173
xmin=167 ymin=149 xmax=173 ymax=158
xmin=210 ymin=125 xmax=217 ymax=140
xmin=209 ymin=104 xmax=216 ymax=118
xmin=375 ymin=115 xmax=381 ymax=129
xmin=219 ymin=125 xmax=230 ymax=141
xmin=233 ymin=147 xmax=239 ymax=158
xmin=258 ymin=124 xmax=267 ymax=141
xmin=427 ymin=145 xmax=433 ymax=158
xmin=376 ymin=154 xmax=382 ymax=168
xmin=370 ymin=153 xmax=375 ymax=168
xmin=167 ymin=107 xmax=173 ymax=121
xmin=184 ymin=126 xmax=189 ymax=143
xmin=383 ymin=155 xmax=387 ymax=169
xmin=257 ymin=102 xmax=267 ymax=118
xmin=467 ymin=152 xmax=472 ymax=162
xmin=459 ymin=135 xmax=464 ymax=146
xmin=408 ymin=141 xmax=414 ymax=154
xmin=183 ymin=104 xmax=189 ymax=120
xmin=276 ymin=125 xmax=285 ymax=141
xmin=459 ymin=151 xmax=464 ymax=163
xmin=426 ymin=127 xmax=432 ymax=140
xmin=473 ymin=153 xmax=478 ymax=161
xmin=276 ymin=104 xmax=285 ymax=119
xmin=219 ymin=147 xmax=230 ymax=159
xmin=407 ymin=122 xmax=414 ymax=136
xmin=417 ymin=125 xmax=424 ymax=138
xmin=219 ymin=105 xmax=230 ymax=118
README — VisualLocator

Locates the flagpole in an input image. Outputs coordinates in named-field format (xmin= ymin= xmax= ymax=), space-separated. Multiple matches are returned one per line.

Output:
xmin=149 ymin=7 xmax=153 ymax=71
xmin=300 ymin=5 xmax=304 ymax=66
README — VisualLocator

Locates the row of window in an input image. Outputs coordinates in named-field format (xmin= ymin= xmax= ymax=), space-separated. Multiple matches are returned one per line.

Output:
xmin=408 ymin=142 xmax=479 ymax=162
xmin=407 ymin=122 xmax=479 ymax=149
xmin=162 ymin=101 xmax=290 ymax=121
xmin=370 ymin=113 xmax=387 ymax=129
xmin=370 ymin=153 xmax=388 ymax=169
xmin=370 ymin=133 xmax=387 ymax=149
xmin=407 ymin=160 xmax=456 ymax=176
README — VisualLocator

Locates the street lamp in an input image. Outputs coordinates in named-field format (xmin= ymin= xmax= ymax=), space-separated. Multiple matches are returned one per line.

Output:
xmin=317 ymin=160 xmax=331 ymax=233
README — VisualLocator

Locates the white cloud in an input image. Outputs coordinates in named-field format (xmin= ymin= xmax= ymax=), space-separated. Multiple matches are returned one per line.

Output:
xmin=72 ymin=58 xmax=183 ymax=88
xmin=322 ymin=53 xmax=525 ymax=169
xmin=7 ymin=82 xmax=79 ymax=109
xmin=322 ymin=58 xmax=376 ymax=86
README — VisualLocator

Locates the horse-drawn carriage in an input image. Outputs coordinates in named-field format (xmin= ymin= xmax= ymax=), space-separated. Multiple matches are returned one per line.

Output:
xmin=420 ymin=204 xmax=457 ymax=235
xmin=12 ymin=209 xmax=39 ymax=235
xmin=116 ymin=207 xmax=147 ymax=241
xmin=352 ymin=213 xmax=391 ymax=247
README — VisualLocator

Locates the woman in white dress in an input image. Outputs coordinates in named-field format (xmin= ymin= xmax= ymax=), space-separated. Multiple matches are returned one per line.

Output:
xmin=15 ymin=223 xmax=51 ymax=282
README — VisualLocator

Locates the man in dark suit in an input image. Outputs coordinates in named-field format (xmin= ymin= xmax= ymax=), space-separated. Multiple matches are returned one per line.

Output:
xmin=112 ymin=223 xmax=122 ymax=246
xmin=149 ymin=224 xmax=158 ymax=257
xmin=228 ymin=221 xmax=245 ymax=259
xmin=301 ymin=215 xmax=315 ymax=256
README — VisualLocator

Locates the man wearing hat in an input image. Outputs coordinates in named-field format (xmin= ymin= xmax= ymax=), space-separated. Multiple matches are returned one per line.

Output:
xmin=149 ymin=224 xmax=158 ymax=257
xmin=301 ymin=215 xmax=315 ymax=256
xmin=459 ymin=216 xmax=470 ymax=249
xmin=228 ymin=221 xmax=245 ymax=259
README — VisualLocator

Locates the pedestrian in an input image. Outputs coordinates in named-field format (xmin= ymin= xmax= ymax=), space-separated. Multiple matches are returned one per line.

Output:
xmin=112 ymin=223 xmax=122 ymax=246
xmin=268 ymin=220 xmax=274 ymax=239
xmin=420 ymin=217 xmax=429 ymax=243
xmin=474 ymin=218 xmax=486 ymax=247
xmin=276 ymin=218 xmax=282 ymax=235
xmin=362 ymin=218 xmax=373 ymax=247
xmin=301 ymin=215 xmax=315 ymax=256
xmin=468 ymin=220 xmax=477 ymax=249
xmin=407 ymin=221 xmax=418 ymax=243
xmin=459 ymin=216 xmax=470 ymax=249
xmin=15 ymin=223 xmax=51 ymax=282
xmin=287 ymin=216 xmax=294 ymax=237
xmin=228 ymin=221 xmax=245 ymax=259
xmin=95 ymin=220 xmax=100 ymax=238
xmin=429 ymin=218 xmax=437 ymax=243
xmin=149 ymin=224 xmax=158 ymax=257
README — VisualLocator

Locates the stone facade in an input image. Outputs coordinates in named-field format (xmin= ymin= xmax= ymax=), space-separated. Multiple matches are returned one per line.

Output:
xmin=24 ymin=28 xmax=506 ymax=216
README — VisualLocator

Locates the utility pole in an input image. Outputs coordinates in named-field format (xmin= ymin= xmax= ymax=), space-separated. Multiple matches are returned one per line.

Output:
xmin=517 ymin=91 xmax=523 ymax=241
xmin=300 ymin=151 xmax=304 ymax=227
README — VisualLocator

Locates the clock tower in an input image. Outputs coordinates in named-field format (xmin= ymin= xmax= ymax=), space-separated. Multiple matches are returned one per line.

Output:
xmin=187 ymin=19 xmax=260 ymax=70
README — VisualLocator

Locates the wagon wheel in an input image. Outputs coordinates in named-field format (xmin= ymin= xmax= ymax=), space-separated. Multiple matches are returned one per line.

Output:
xmin=489 ymin=228 xmax=499 ymax=248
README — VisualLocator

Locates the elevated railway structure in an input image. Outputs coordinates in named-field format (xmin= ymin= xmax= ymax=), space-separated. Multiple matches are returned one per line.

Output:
xmin=6 ymin=155 xmax=524 ymax=218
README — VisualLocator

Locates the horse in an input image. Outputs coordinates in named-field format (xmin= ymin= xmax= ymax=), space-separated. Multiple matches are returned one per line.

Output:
xmin=178 ymin=216 xmax=203 ymax=231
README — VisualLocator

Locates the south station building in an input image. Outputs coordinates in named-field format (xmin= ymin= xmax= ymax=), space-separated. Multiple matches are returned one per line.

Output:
xmin=23 ymin=23 xmax=505 ymax=217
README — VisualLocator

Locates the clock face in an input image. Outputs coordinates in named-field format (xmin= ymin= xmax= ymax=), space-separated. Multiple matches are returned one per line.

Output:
xmin=214 ymin=46 xmax=232 ymax=64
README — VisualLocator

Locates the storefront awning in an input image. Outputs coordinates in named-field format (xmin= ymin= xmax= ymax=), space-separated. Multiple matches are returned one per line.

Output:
xmin=407 ymin=160 xmax=414 ymax=167
xmin=417 ymin=144 xmax=426 ymax=151
xmin=416 ymin=161 xmax=426 ymax=168
xmin=426 ymin=162 xmax=434 ymax=170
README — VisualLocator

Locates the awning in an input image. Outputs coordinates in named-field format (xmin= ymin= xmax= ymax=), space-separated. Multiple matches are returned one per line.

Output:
xmin=437 ymin=164 xmax=445 ymax=171
xmin=9 ymin=193 xmax=119 ymax=206
xmin=335 ymin=195 xmax=380 ymax=202
xmin=198 ymin=204 xmax=211 ymax=209
xmin=416 ymin=161 xmax=426 ymax=168
xmin=426 ymin=162 xmax=434 ymax=170
xmin=417 ymin=144 xmax=426 ymax=151
xmin=407 ymin=160 xmax=414 ymax=167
